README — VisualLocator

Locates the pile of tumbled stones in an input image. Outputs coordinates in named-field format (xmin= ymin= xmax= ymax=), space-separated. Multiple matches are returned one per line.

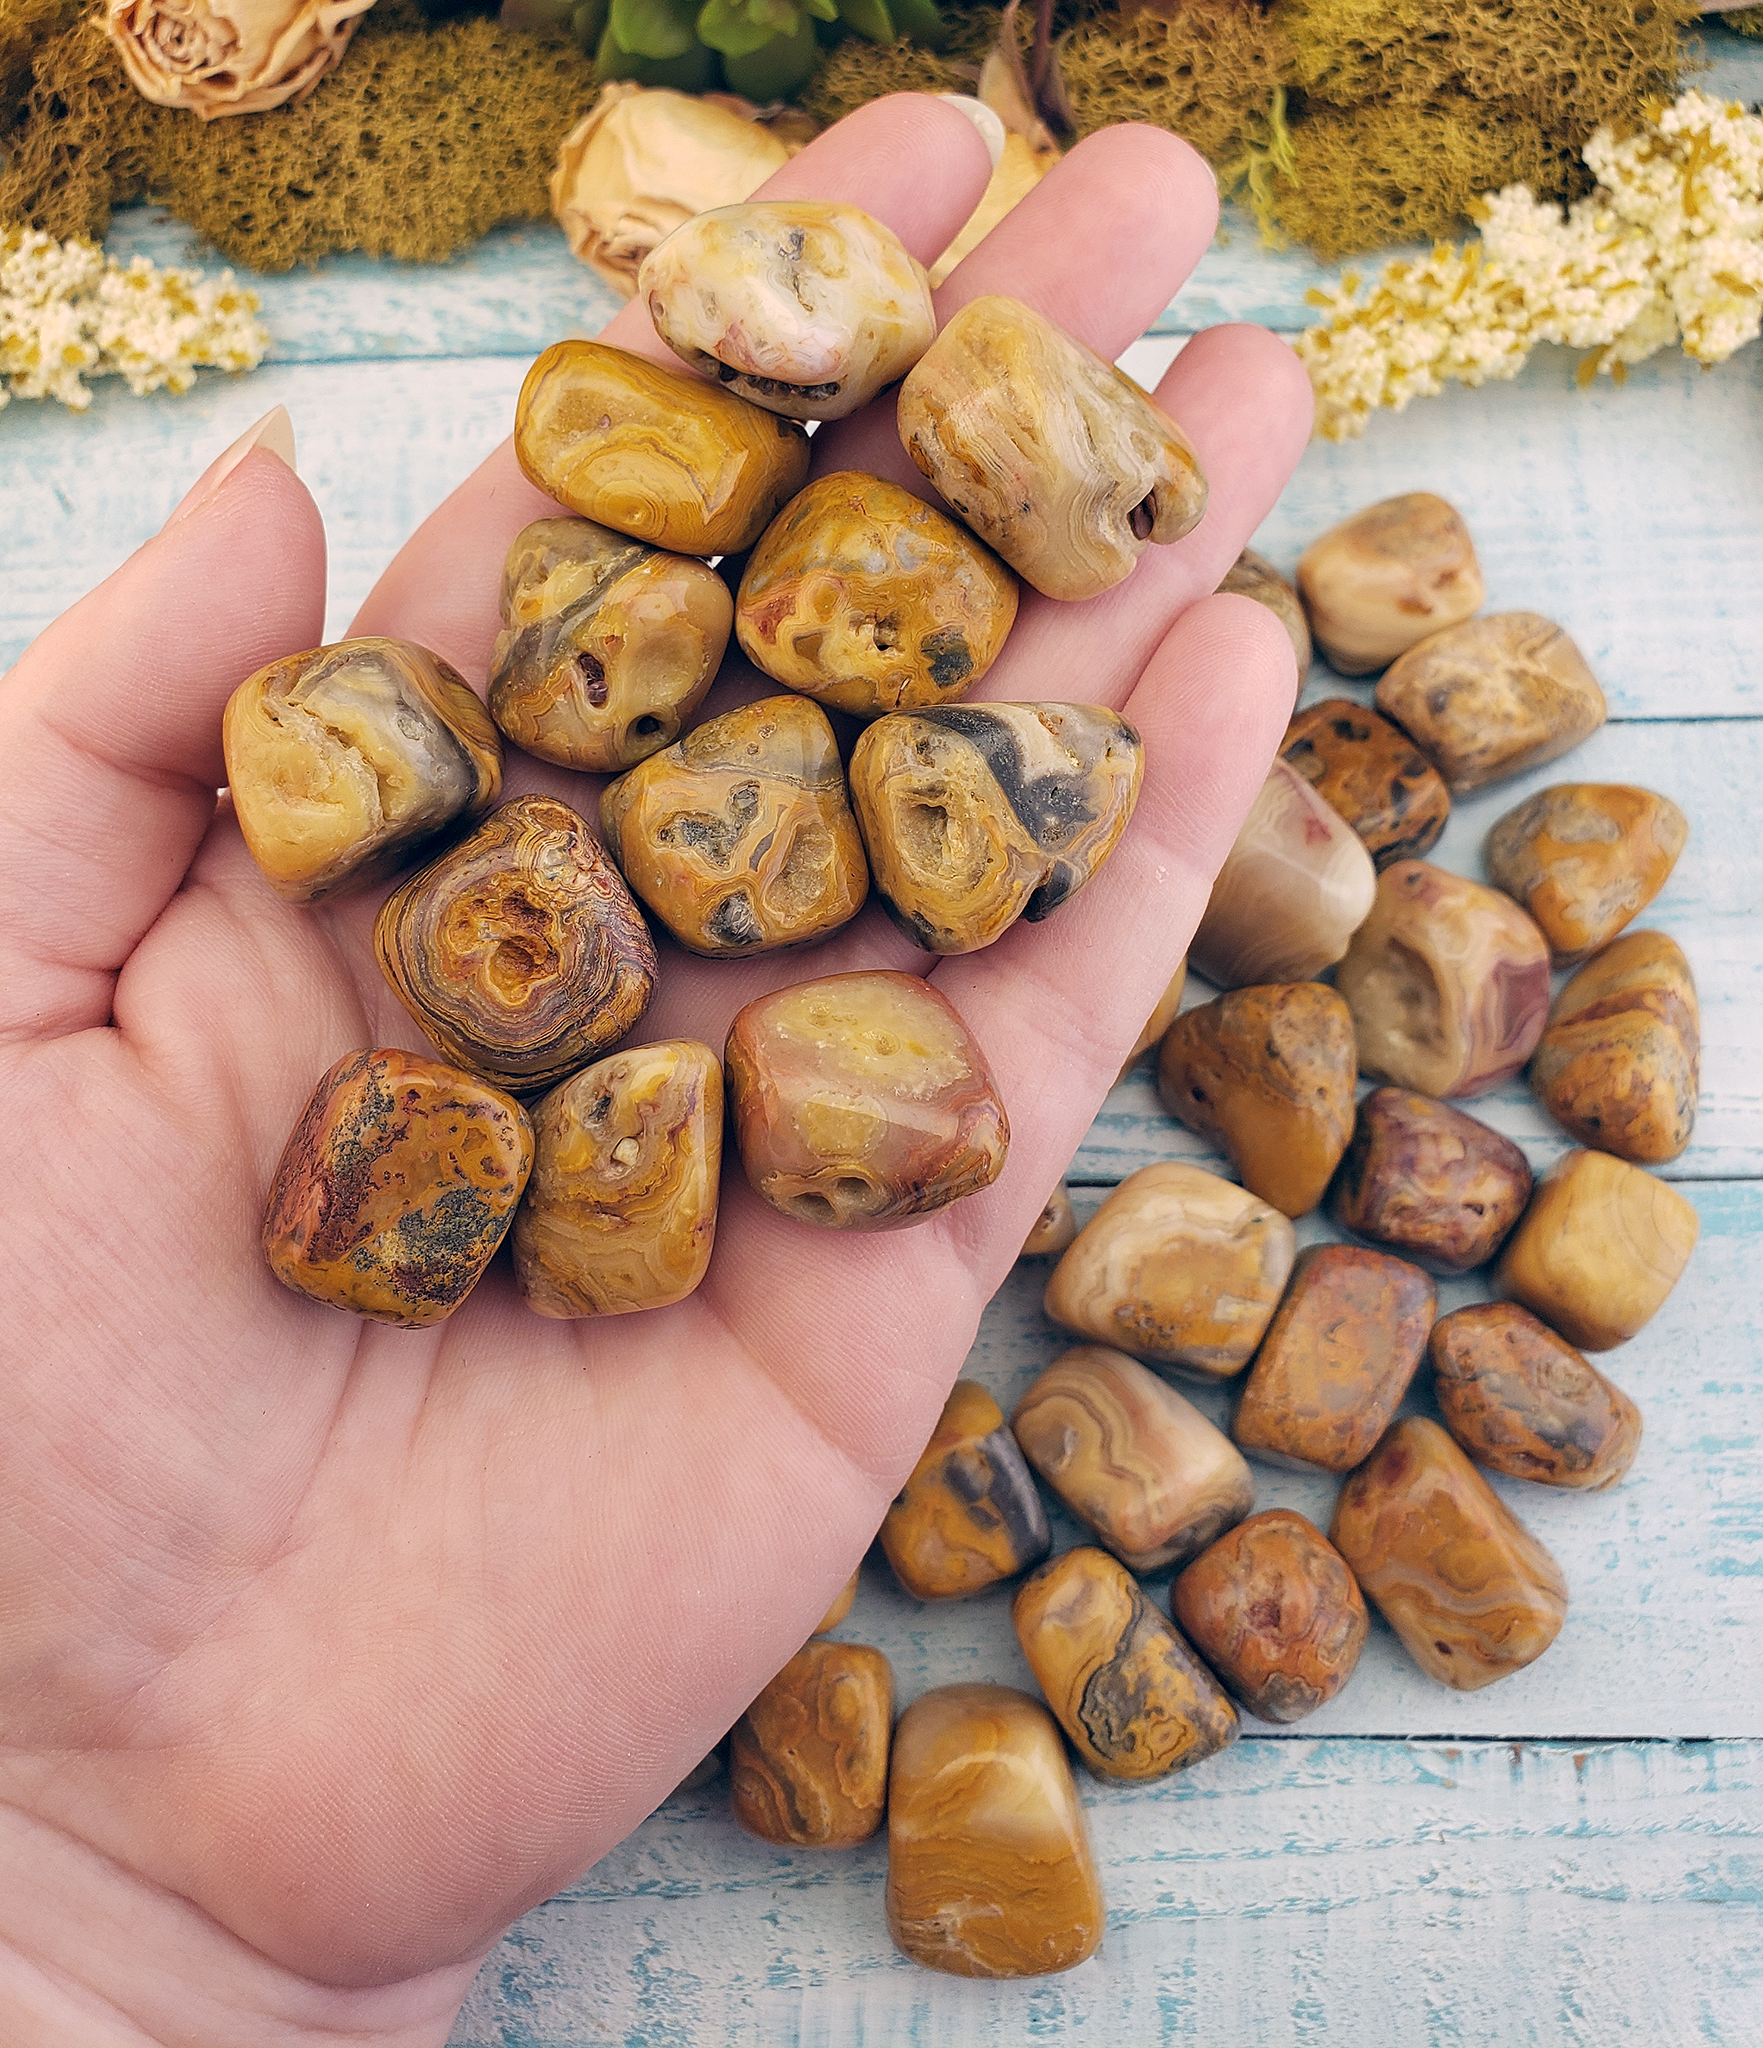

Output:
xmin=717 ymin=493 xmax=1699 ymax=1983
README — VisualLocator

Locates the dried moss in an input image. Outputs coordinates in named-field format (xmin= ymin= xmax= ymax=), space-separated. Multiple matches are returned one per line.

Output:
xmin=1272 ymin=93 xmax=1564 ymax=260
xmin=0 ymin=0 xmax=599 ymax=267
xmin=1726 ymin=6 xmax=1763 ymax=37
xmin=795 ymin=4 xmax=996 ymax=127
xmin=1062 ymin=0 xmax=1294 ymax=164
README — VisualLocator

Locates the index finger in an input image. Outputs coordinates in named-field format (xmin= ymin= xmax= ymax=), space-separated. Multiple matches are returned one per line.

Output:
xmin=348 ymin=94 xmax=994 ymax=678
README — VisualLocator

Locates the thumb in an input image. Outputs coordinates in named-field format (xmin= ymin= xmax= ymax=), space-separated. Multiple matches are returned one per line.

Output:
xmin=0 ymin=407 xmax=327 ymax=1044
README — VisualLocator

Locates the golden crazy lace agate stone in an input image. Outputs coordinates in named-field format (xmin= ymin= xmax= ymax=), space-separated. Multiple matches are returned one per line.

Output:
xmin=725 ymin=971 xmax=1009 ymax=1230
xmin=512 ymin=1040 xmax=721 ymax=1318
xmin=375 ymin=795 xmax=657 ymax=1094
xmin=885 ymin=1683 xmax=1106 ymax=1979
xmin=1335 ymin=860 xmax=1551 ymax=1098
xmin=1218 ymin=547 xmax=1311 ymax=686
xmin=1120 ymin=959 xmax=1187 ymax=1080
xmin=639 ymin=201 xmax=935 ymax=422
xmin=1484 ymin=784 xmax=1688 ymax=964
xmin=514 ymin=339 xmax=811 ymax=556
xmin=1430 ymin=1302 xmax=1642 ymax=1491
xmin=1529 ymin=931 xmax=1699 ymax=1164
xmin=812 ymin=1568 xmax=859 ymax=1635
xmin=1295 ymin=493 xmax=1484 ymax=677
xmin=1013 ymin=1547 xmax=1237 ymax=1781
xmin=600 ymin=695 xmax=868 ymax=957
xmin=1280 ymin=697 xmax=1451 ymax=870
xmin=730 ymin=1640 xmax=894 ymax=1847
xmin=1495 ymin=1148 xmax=1699 ymax=1351
xmin=1189 ymin=759 xmax=1377 ymax=988
xmin=1020 ymin=1184 xmax=1077 ymax=1258
xmin=1330 ymin=1417 xmax=1568 ymax=1691
xmin=735 ymin=472 xmax=1018 ymax=717
xmin=1044 ymin=1162 xmax=1297 ymax=1380
xmin=263 ymin=1048 xmax=532 ymax=1328
xmin=897 ymin=295 xmax=1208 ymax=603
xmin=881 ymin=1380 xmax=1051 ymax=1600
xmin=1156 ymin=982 xmax=1358 ymax=1218
xmin=1011 ymin=1344 xmax=1254 ymax=1573
xmin=1171 ymin=1509 xmax=1368 ymax=1724
xmin=1376 ymin=613 xmax=1607 ymax=792
xmin=849 ymin=702 xmax=1143 ymax=954
xmin=223 ymin=637 xmax=502 ymax=904
xmin=1329 ymin=1086 xmax=1533 ymax=1274
xmin=486 ymin=517 xmax=731 ymax=773
xmin=1231 ymin=1243 xmax=1436 ymax=1474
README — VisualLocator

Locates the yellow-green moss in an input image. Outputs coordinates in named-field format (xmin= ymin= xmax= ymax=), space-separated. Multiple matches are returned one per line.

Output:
xmin=1062 ymin=0 xmax=1294 ymax=164
xmin=1725 ymin=5 xmax=1763 ymax=37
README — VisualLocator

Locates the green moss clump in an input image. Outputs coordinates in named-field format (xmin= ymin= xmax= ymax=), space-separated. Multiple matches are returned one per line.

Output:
xmin=0 ymin=0 xmax=599 ymax=268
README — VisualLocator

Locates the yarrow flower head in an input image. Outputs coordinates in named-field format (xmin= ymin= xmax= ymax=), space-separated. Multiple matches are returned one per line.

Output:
xmin=1296 ymin=91 xmax=1763 ymax=439
xmin=0 ymin=225 xmax=269 ymax=412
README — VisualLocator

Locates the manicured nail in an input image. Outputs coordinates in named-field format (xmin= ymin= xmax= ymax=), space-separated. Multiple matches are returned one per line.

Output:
xmin=167 ymin=405 xmax=297 ymax=525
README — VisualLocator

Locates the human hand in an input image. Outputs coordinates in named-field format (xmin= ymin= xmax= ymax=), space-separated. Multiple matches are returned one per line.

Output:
xmin=0 ymin=97 xmax=1310 ymax=2045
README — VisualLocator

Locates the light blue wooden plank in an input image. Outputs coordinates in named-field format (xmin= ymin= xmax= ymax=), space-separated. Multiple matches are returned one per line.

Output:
xmin=448 ymin=1735 xmax=1763 ymax=2046
xmin=1076 ymin=718 xmax=1763 ymax=1185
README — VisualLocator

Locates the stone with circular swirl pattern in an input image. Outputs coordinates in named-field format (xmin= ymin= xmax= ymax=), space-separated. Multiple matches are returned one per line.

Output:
xmin=1528 ymin=930 xmax=1699 ymax=1164
xmin=1231 ymin=1243 xmax=1436 ymax=1474
xmin=1430 ymin=1302 xmax=1643 ymax=1491
xmin=640 ymin=201 xmax=936 ymax=421
xmin=729 ymin=1640 xmax=894 ymax=1848
xmin=1328 ymin=1086 xmax=1533 ymax=1274
xmin=1043 ymin=1162 xmax=1297 ymax=1381
xmin=1495 ymin=1148 xmax=1699 ymax=1351
xmin=1280 ymin=697 xmax=1451 ymax=870
xmin=600 ymin=694 xmax=869 ymax=958
xmin=1013 ymin=1546 xmax=1238 ymax=1781
xmin=885 ymin=1682 xmax=1106 ymax=1978
xmin=1484 ymin=783 xmax=1688 ymax=964
xmin=849 ymin=702 xmax=1143 ymax=954
xmin=725 ymin=970 xmax=1009 ymax=1231
xmin=897 ymin=295 xmax=1208 ymax=602
xmin=1376 ymin=612 xmax=1607 ymax=792
xmin=486 ymin=517 xmax=731 ymax=773
xmin=512 ymin=1039 xmax=721 ymax=1318
xmin=1335 ymin=860 xmax=1551 ymax=1098
xmin=375 ymin=794 xmax=657 ymax=1095
xmin=223 ymin=637 xmax=503 ymax=904
xmin=514 ymin=338 xmax=811 ymax=556
xmin=1295 ymin=492 xmax=1484 ymax=677
xmin=1011 ymin=1344 xmax=1254 ymax=1574
xmin=1156 ymin=981 xmax=1358 ymax=1218
xmin=1189 ymin=759 xmax=1378 ymax=988
xmin=735 ymin=471 xmax=1018 ymax=718
xmin=263 ymin=1048 xmax=532 ymax=1329
xmin=1170 ymin=1509 xmax=1368 ymax=1724
xmin=880 ymin=1380 xmax=1050 ymax=1601
xmin=1330 ymin=1417 xmax=1569 ymax=1691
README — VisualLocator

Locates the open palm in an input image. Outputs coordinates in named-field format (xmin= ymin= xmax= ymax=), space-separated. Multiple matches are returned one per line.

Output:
xmin=0 ymin=98 xmax=1310 ymax=2043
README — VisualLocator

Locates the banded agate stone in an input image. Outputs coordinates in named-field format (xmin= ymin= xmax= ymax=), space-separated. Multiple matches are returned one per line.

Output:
xmin=1011 ymin=1344 xmax=1253 ymax=1573
xmin=1013 ymin=1546 xmax=1237 ymax=1781
xmin=1330 ymin=1417 xmax=1568 ymax=1691
xmin=1484 ymin=783 xmax=1687 ymax=964
xmin=730 ymin=1641 xmax=893 ymax=1848
xmin=1280 ymin=697 xmax=1451 ymax=869
xmin=886 ymin=1683 xmax=1105 ymax=1978
xmin=1329 ymin=1086 xmax=1533 ymax=1274
xmin=1296 ymin=493 xmax=1483 ymax=676
xmin=1171 ymin=1509 xmax=1368 ymax=1724
xmin=263 ymin=1048 xmax=532 ymax=1328
xmin=850 ymin=701 xmax=1143 ymax=954
xmin=880 ymin=1380 xmax=1050 ymax=1600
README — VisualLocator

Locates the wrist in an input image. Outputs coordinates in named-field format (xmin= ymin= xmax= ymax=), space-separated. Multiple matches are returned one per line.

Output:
xmin=0 ymin=1802 xmax=478 ymax=2048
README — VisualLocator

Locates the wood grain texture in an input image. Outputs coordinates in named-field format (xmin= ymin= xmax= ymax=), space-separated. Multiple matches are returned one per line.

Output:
xmin=449 ymin=1736 xmax=1763 ymax=2046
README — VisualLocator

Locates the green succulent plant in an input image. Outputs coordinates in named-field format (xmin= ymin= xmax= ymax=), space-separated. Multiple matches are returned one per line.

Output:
xmin=503 ymin=0 xmax=947 ymax=99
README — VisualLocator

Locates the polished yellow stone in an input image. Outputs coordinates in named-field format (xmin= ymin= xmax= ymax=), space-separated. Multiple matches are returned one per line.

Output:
xmin=730 ymin=1641 xmax=893 ymax=1848
xmin=881 ymin=1381 xmax=1050 ymax=1600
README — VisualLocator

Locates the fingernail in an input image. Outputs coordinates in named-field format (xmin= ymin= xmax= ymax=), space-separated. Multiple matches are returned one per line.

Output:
xmin=167 ymin=405 xmax=297 ymax=526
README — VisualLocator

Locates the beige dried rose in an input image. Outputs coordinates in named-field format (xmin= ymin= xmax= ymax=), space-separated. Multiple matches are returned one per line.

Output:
xmin=106 ymin=0 xmax=375 ymax=118
xmin=552 ymin=83 xmax=813 ymax=297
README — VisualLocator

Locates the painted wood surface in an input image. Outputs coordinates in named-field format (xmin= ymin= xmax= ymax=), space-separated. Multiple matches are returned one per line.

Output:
xmin=449 ymin=1738 xmax=1763 ymax=2047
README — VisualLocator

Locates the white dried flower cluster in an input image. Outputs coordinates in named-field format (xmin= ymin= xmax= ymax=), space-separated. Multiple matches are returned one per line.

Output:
xmin=1298 ymin=91 xmax=1763 ymax=441
xmin=0 ymin=224 xmax=269 ymax=413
